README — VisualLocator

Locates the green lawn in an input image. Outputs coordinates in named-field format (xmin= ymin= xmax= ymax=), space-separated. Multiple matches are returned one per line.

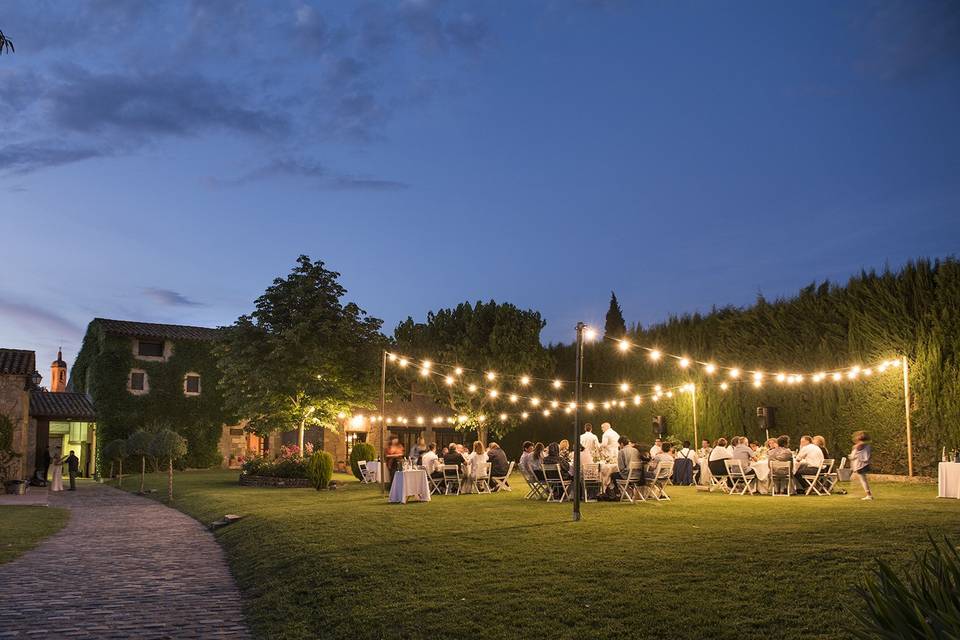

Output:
xmin=126 ymin=470 xmax=959 ymax=640
xmin=0 ymin=506 xmax=70 ymax=565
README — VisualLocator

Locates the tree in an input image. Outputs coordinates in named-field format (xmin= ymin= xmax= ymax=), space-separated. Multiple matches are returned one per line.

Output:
xmin=150 ymin=429 xmax=187 ymax=502
xmin=217 ymin=255 xmax=386 ymax=454
xmin=127 ymin=430 xmax=153 ymax=494
xmin=393 ymin=300 xmax=552 ymax=443
xmin=604 ymin=291 xmax=627 ymax=339
xmin=0 ymin=30 xmax=13 ymax=55
xmin=102 ymin=439 xmax=127 ymax=487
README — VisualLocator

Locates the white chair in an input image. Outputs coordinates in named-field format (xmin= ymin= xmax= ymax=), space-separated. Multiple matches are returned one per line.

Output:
xmin=425 ymin=466 xmax=444 ymax=495
xmin=724 ymin=459 xmax=757 ymax=495
xmin=803 ymin=459 xmax=833 ymax=496
xmin=616 ymin=461 xmax=646 ymax=503
xmin=543 ymin=464 xmax=572 ymax=502
xmin=768 ymin=459 xmax=794 ymax=496
xmin=645 ymin=459 xmax=675 ymax=501
xmin=582 ymin=462 xmax=602 ymax=503
xmin=708 ymin=461 xmax=730 ymax=493
xmin=491 ymin=461 xmax=515 ymax=492
xmin=358 ymin=460 xmax=378 ymax=484
xmin=442 ymin=464 xmax=462 ymax=495
xmin=472 ymin=462 xmax=492 ymax=494
xmin=824 ymin=457 xmax=844 ymax=491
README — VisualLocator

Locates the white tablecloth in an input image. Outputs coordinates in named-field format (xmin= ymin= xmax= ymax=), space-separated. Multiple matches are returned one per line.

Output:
xmin=389 ymin=469 xmax=431 ymax=504
xmin=938 ymin=462 xmax=960 ymax=499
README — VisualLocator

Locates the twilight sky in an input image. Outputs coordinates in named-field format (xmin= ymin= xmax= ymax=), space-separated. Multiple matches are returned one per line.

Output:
xmin=1 ymin=0 xmax=958 ymax=375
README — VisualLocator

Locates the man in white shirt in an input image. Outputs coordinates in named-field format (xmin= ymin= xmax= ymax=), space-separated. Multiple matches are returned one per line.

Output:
xmin=600 ymin=422 xmax=620 ymax=461
xmin=421 ymin=443 xmax=441 ymax=478
xmin=650 ymin=438 xmax=663 ymax=457
xmin=795 ymin=435 xmax=825 ymax=489
xmin=580 ymin=423 xmax=600 ymax=458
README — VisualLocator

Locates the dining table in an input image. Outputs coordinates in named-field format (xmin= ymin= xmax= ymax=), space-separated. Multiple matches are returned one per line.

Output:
xmin=388 ymin=469 xmax=431 ymax=504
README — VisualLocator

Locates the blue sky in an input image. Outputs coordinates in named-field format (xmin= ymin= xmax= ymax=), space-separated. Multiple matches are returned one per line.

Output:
xmin=1 ymin=0 xmax=958 ymax=375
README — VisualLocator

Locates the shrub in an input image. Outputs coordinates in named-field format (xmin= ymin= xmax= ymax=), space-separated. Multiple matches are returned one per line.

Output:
xmin=349 ymin=442 xmax=376 ymax=480
xmin=306 ymin=451 xmax=334 ymax=490
xmin=851 ymin=535 xmax=960 ymax=638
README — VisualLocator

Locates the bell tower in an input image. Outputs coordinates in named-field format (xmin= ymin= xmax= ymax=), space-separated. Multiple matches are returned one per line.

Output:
xmin=51 ymin=347 xmax=67 ymax=393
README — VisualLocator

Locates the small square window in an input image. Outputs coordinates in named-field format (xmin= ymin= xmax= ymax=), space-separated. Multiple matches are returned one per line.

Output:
xmin=185 ymin=375 xmax=201 ymax=394
xmin=130 ymin=372 xmax=146 ymax=391
xmin=138 ymin=340 xmax=164 ymax=357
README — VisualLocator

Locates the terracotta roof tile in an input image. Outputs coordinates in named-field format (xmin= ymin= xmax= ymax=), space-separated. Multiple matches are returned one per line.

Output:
xmin=0 ymin=348 xmax=36 ymax=376
xmin=94 ymin=318 xmax=221 ymax=341
xmin=29 ymin=391 xmax=97 ymax=420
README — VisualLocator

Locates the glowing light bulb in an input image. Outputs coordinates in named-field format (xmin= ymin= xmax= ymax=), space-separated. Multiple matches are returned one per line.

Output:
xmin=530 ymin=397 xmax=541 ymax=407
xmin=488 ymin=389 xmax=498 ymax=398
xmin=729 ymin=368 xmax=741 ymax=379
xmin=705 ymin=363 xmax=717 ymax=374
xmin=509 ymin=394 xmax=519 ymax=403
xmin=520 ymin=375 xmax=530 ymax=386
xmin=863 ymin=368 xmax=872 ymax=376
xmin=552 ymin=379 xmax=562 ymax=389
xmin=584 ymin=327 xmax=597 ymax=341
xmin=633 ymin=395 xmax=642 ymax=405
xmin=776 ymin=373 xmax=786 ymax=383
xmin=542 ymin=409 xmax=551 ymax=417
xmin=445 ymin=375 xmax=454 ymax=386
xmin=468 ymin=383 xmax=478 ymax=393
xmin=652 ymin=394 xmax=660 ymax=401
xmin=618 ymin=340 xmax=630 ymax=352
xmin=649 ymin=349 xmax=662 ymax=362
xmin=832 ymin=372 xmax=842 ymax=382
xmin=655 ymin=384 xmax=662 ymax=393
xmin=679 ymin=358 xmax=690 ymax=369
xmin=499 ymin=413 xmax=508 ymax=421
xmin=419 ymin=367 xmax=430 ymax=377
xmin=619 ymin=382 xmax=630 ymax=393
xmin=422 ymin=360 xmax=431 ymax=370
xmin=388 ymin=353 xmax=397 ymax=362
xmin=398 ymin=358 xmax=408 ymax=368
xmin=586 ymin=402 xmax=595 ymax=411
xmin=720 ymin=382 xmax=729 ymax=391
xmin=454 ymin=367 xmax=463 ymax=376
xmin=337 ymin=411 xmax=346 ymax=419
xmin=602 ymin=401 xmax=611 ymax=409
xmin=486 ymin=371 xmax=496 ymax=381
xmin=416 ymin=416 xmax=424 ymax=424
xmin=618 ymin=400 xmax=626 ymax=407
xmin=666 ymin=391 xmax=674 ymax=398
xmin=458 ymin=415 xmax=467 ymax=424
xmin=521 ymin=412 xmax=529 ymax=420
xmin=548 ymin=400 xmax=558 ymax=409
xmin=753 ymin=372 xmax=763 ymax=382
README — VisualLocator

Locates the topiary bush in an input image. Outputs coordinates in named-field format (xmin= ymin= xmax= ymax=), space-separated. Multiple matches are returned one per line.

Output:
xmin=851 ymin=535 xmax=960 ymax=638
xmin=349 ymin=442 xmax=376 ymax=480
xmin=306 ymin=451 xmax=334 ymax=490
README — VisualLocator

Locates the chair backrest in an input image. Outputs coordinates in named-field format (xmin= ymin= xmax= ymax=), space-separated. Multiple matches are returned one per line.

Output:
xmin=821 ymin=459 xmax=835 ymax=474
xmin=358 ymin=460 xmax=367 ymax=469
xmin=543 ymin=464 xmax=565 ymax=483
xmin=724 ymin=459 xmax=746 ymax=477
xmin=654 ymin=459 xmax=674 ymax=480
xmin=768 ymin=459 xmax=793 ymax=477
xmin=626 ymin=461 xmax=645 ymax=482
xmin=582 ymin=462 xmax=600 ymax=480
xmin=502 ymin=461 xmax=515 ymax=479
xmin=477 ymin=462 xmax=491 ymax=480
xmin=442 ymin=464 xmax=461 ymax=481
xmin=836 ymin=456 xmax=846 ymax=470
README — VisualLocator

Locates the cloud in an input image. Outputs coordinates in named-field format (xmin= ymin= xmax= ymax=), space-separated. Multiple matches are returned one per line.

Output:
xmin=143 ymin=288 xmax=204 ymax=307
xmin=0 ymin=142 xmax=105 ymax=175
xmin=206 ymin=157 xmax=408 ymax=191
xmin=0 ymin=299 xmax=81 ymax=337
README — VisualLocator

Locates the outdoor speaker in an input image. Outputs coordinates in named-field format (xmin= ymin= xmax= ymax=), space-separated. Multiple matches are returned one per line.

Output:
xmin=756 ymin=406 xmax=776 ymax=432
xmin=652 ymin=415 xmax=667 ymax=436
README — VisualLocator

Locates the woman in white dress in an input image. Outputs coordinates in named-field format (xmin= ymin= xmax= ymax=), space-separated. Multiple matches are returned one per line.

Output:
xmin=50 ymin=450 xmax=64 ymax=492
xmin=465 ymin=440 xmax=488 ymax=492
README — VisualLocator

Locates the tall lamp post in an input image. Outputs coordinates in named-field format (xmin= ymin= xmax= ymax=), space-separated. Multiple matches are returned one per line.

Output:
xmin=572 ymin=322 xmax=586 ymax=522
xmin=380 ymin=350 xmax=387 ymax=496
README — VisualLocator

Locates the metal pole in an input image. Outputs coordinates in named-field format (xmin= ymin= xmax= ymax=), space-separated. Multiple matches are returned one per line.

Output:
xmin=691 ymin=385 xmax=698 ymax=447
xmin=572 ymin=322 xmax=585 ymax=522
xmin=380 ymin=350 xmax=387 ymax=496
xmin=902 ymin=355 xmax=913 ymax=477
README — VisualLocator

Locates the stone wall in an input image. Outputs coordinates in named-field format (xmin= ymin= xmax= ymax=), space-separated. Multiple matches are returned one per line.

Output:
xmin=0 ymin=375 xmax=30 ymax=480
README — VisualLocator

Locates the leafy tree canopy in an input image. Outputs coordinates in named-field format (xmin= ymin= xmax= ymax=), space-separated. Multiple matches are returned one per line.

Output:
xmin=604 ymin=291 xmax=627 ymax=338
xmin=217 ymin=255 xmax=386 ymax=441
xmin=393 ymin=300 xmax=552 ymax=439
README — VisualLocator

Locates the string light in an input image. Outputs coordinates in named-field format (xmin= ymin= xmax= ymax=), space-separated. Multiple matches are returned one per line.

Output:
xmin=520 ymin=375 xmax=530 ymax=386
xmin=649 ymin=349 xmax=662 ymax=361
xmin=444 ymin=375 xmax=454 ymax=386
xmin=705 ymin=363 xmax=717 ymax=374
xmin=454 ymin=367 xmax=463 ymax=376
xmin=729 ymin=368 xmax=740 ymax=379
xmin=633 ymin=395 xmax=642 ymax=405
xmin=832 ymin=372 xmax=842 ymax=382
xmin=776 ymin=373 xmax=786 ymax=383
xmin=468 ymin=383 xmax=478 ymax=393
xmin=618 ymin=339 xmax=630 ymax=352
xmin=586 ymin=401 xmax=595 ymax=411
xmin=488 ymin=389 xmax=498 ymax=398
xmin=550 ymin=400 xmax=560 ymax=409
xmin=530 ymin=397 xmax=541 ymax=407
xmin=509 ymin=393 xmax=519 ymax=403
xmin=720 ymin=382 xmax=729 ymax=391
xmin=619 ymin=382 xmax=630 ymax=392
xmin=679 ymin=357 xmax=690 ymax=369
xmin=398 ymin=357 xmax=408 ymax=368
xmin=486 ymin=371 xmax=496 ymax=381
xmin=552 ymin=379 xmax=562 ymax=389
xmin=521 ymin=411 xmax=529 ymax=419
xmin=388 ymin=353 xmax=397 ymax=362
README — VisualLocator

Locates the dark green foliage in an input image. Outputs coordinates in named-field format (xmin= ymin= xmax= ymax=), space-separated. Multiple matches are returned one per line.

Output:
xmin=306 ymin=451 xmax=334 ymax=490
xmin=216 ymin=255 xmax=386 ymax=444
xmin=240 ymin=456 xmax=308 ymax=478
xmin=0 ymin=415 xmax=19 ymax=482
xmin=101 ymin=439 xmax=127 ymax=463
xmin=349 ymin=442 xmax=376 ymax=479
xmin=852 ymin=536 xmax=960 ymax=639
xmin=0 ymin=29 xmax=13 ymax=55
xmin=71 ymin=321 xmax=230 ymax=469
xmin=393 ymin=300 xmax=552 ymax=439
xmin=536 ymin=259 xmax=960 ymax=475
xmin=150 ymin=429 xmax=187 ymax=464
xmin=604 ymin=291 xmax=627 ymax=338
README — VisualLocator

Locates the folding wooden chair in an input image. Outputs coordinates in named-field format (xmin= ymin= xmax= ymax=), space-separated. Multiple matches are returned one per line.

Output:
xmin=645 ymin=459 xmax=675 ymax=501
xmin=768 ymin=459 xmax=794 ymax=496
xmin=708 ymin=461 xmax=730 ymax=493
xmin=543 ymin=464 xmax=572 ymax=502
xmin=442 ymin=464 xmax=462 ymax=495
xmin=426 ymin=467 xmax=444 ymax=495
xmin=802 ymin=459 xmax=833 ymax=496
xmin=491 ymin=461 xmax=515 ymax=492
xmin=472 ymin=462 xmax=492 ymax=494
xmin=581 ymin=462 xmax=602 ymax=502
xmin=724 ymin=459 xmax=757 ymax=495
xmin=616 ymin=461 xmax=646 ymax=503
xmin=520 ymin=466 xmax=547 ymax=499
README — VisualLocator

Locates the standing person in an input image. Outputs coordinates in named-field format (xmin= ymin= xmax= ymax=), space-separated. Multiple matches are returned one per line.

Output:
xmin=385 ymin=437 xmax=405 ymax=484
xmin=580 ymin=423 xmax=600 ymax=458
xmin=600 ymin=422 xmax=620 ymax=461
xmin=850 ymin=431 xmax=874 ymax=500
xmin=63 ymin=450 xmax=80 ymax=491
xmin=50 ymin=449 xmax=64 ymax=492
xmin=37 ymin=447 xmax=51 ymax=484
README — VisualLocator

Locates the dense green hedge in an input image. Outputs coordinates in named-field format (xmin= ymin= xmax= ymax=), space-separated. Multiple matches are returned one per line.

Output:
xmin=72 ymin=326 xmax=233 ymax=469
xmin=503 ymin=259 xmax=959 ymax=476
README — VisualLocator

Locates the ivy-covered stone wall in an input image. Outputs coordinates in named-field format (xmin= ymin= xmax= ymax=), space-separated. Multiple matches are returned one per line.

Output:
xmin=71 ymin=323 xmax=233 ymax=468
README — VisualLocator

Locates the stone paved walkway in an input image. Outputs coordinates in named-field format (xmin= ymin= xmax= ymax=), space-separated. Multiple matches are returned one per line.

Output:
xmin=0 ymin=482 xmax=250 ymax=639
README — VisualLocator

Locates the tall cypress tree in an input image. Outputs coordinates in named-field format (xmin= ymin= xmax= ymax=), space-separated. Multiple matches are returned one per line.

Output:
xmin=604 ymin=291 xmax=627 ymax=338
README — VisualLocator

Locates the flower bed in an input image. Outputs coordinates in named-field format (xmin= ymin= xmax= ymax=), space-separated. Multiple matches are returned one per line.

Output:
xmin=238 ymin=474 xmax=313 ymax=488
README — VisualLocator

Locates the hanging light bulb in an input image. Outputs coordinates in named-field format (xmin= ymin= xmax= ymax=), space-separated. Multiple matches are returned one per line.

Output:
xmin=679 ymin=358 xmax=690 ymax=369
xmin=509 ymin=394 xmax=519 ymax=403
xmin=584 ymin=327 xmax=597 ymax=341
xmin=649 ymin=349 xmax=662 ymax=361
xmin=666 ymin=391 xmax=674 ymax=398
xmin=420 ymin=367 xmax=430 ymax=377
xmin=618 ymin=400 xmax=626 ymax=407
xmin=388 ymin=353 xmax=397 ymax=362
xmin=530 ymin=397 xmax=541 ymax=407
xmin=520 ymin=375 xmax=531 ymax=386
xmin=633 ymin=395 xmax=642 ymax=405
xmin=619 ymin=382 xmax=630 ymax=393
xmin=729 ymin=368 xmax=741 ymax=379
xmin=488 ymin=389 xmax=498 ymax=398
xmin=720 ymin=382 xmax=729 ymax=391
xmin=776 ymin=373 xmax=786 ymax=383
xmin=444 ymin=375 xmax=454 ymax=386
xmin=550 ymin=400 xmax=559 ymax=409
xmin=454 ymin=367 xmax=464 ymax=376
xmin=832 ymin=372 xmax=842 ymax=382
xmin=618 ymin=339 xmax=630 ymax=352
xmin=552 ymin=379 xmax=562 ymax=389
xmin=499 ymin=413 xmax=508 ymax=421
xmin=705 ymin=363 xmax=717 ymax=374
xmin=602 ymin=401 xmax=611 ymax=409
xmin=416 ymin=416 xmax=424 ymax=425
xmin=486 ymin=371 xmax=496 ymax=381
xmin=468 ymin=383 xmax=478 ymax=393
xmin=521 ymin=412 xmax=529 ymax=420
xmin=863 ymin=368 xmax=873 ymax=376
xmin=421 ymin=360 xmax=432 ymax=370
xmin=398 ymin=358 xmax=409 ymax=368
xmin=654 ymin=384 xmax=663 ymax=393
xmin=543 ymin=409 xmax=551 ymax=417
xmin=586 ymin=401 xmax=595 ymax=411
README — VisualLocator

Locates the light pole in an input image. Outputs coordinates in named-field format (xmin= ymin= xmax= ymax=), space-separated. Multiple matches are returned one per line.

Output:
xmin=572 ymin=322 xmax=585 ymax=522
xmin=691 ymin=384 xmax=698 ymax=447
xmin=902 ymin=355 xmax=913 ymax=477
xmin=380 ymin=350 xmax=387 ymax=496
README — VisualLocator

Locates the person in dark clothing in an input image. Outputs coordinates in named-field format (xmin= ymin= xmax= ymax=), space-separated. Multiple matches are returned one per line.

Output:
xmin=64 ymin=450 xmax=80 ymax=490
xmin=486 ymin=442 xmax=510 ymax=477
xmin=542 ymin=442 xmax=571 ymax=479
xmin=37 ymin=447 xmax=51 ymax=484
xmin=443 ymin=445 xmax=466 ymax=467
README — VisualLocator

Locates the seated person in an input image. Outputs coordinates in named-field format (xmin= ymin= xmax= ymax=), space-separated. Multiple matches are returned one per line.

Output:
xmin=518 ymin=441 xmax=535 ymax=477
xmin=486 ymin=442 xmax=510 ymax=483
xmin=650 ymin=438 xmax=663 ymax=456
xmin=651 ymin=441 xmax=674 ymax=466
xmin=795 ymin=435 xmax=825 ymax=488
xmin=708 ymin=438 xmax=732 ymax=476
xmin=609 ymin=437 xmax=643 ymax=488
xmin=768 ymin=435 xmax=793 ymax=461
xmin=531 ymin=442 xmax=545 ymax=480
xmin=730 ymin=437 xmax=756 ymax=474
xmin=421 ymin=443 xmax=442 ymax=478
xmin=542 ymin=442 xmax=571 ymax=479
xmin=443 ymin=443 xmax=466 ymax=467
xmin=813 ymin=435 xmax=830 ymax=459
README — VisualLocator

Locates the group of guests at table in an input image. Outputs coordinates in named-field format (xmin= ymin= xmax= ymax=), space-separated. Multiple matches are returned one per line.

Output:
xmin=704 ymin=433 xmax=832 ymax=490
xmin=393 ymin=438 xmax=512 ymax=490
